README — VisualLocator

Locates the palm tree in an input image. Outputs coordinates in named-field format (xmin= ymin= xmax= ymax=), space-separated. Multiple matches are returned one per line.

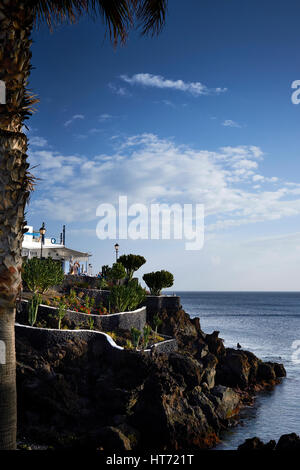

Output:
xmin=0 ymin=0 xmax=167 ymax=450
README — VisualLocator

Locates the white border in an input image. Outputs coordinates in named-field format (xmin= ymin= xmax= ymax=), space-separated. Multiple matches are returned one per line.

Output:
xmin=15 ymin=322 xmax=124 ymax=350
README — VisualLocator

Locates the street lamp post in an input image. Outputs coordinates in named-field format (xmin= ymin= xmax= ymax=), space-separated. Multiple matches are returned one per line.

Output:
xmin=114 ymin=243 xmax=119 ymax=263
xmin=39 ymin=222 xmax=46 ymax=259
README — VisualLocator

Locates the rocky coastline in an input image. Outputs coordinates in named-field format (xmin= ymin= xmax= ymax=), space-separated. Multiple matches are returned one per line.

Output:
xmin=238 ymin=433 xmax=300 ymax=451
xmin=16 ymin=304 xmax=286 ymax=450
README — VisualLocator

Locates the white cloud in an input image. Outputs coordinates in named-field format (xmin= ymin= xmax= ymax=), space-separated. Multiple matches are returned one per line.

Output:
xmin=28 ymin=133 xmax=300 ymax=233
xmin=222 ymin=119 xmax=241 ymax=128
xmin=161 ymin=100 xmax=176 ymax=108
xmin=108 ymin=83 xmax=130 ymax=96
xmin=64 ymin=114 xmax=85 ymax=127
xmin=29 ymin=136 xmax=48 ymax=148
xmin=88 ymin=128 xmax=103 ymax=135
xmin=253 ymin=174 xmax=279 ymax=183
xmin=253 ymin=174 xmax=264 ymax=182
xmin=99 ymin=113 xmax=112 ymax=122
xmin=120 ymin=73 xmax=227 ymax=96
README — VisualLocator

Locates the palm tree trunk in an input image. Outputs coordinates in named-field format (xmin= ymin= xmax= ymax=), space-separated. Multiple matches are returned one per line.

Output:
xmin=0 ymin=308 xmax=16 ymax=449
xmin=0 ymin=1 xmax=34 ymax=450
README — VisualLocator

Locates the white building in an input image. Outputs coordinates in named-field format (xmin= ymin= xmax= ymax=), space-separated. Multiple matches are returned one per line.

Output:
xmin=22 ymin=225 xmax=92 ymax=275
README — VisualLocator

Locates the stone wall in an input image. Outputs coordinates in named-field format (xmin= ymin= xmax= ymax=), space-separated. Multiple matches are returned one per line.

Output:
xmin=73 ymin=287 xmax=110 ymax=308
xmin=146 ymin=295 xmax=182 ymax=323
xmin=148 ymin=337 xmax=178 ymax=354
xmin=66 ymin=306 xmax=147 ymax=331
xmin=62 ymin=275 xmax=101 ymax=290
xmin=18 ymin=300 xmax=147 ymax=332
xmin=15 ymin=323 xmax=177 ymax=357
xmin=15 ymin=323 xmax=124 ymax=364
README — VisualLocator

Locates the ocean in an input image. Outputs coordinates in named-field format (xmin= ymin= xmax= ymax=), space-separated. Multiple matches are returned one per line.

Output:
xmin=175 ymin=291 xmax=300 ymax=450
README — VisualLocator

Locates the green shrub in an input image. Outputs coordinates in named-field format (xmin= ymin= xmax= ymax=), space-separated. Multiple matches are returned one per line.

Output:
xmin=143 ymin=270 xmax=174 ymax=296
xmin=108 ymin=262 xmax=126 ymax=283
xmin=118 ymin=254 xmax=146 ymax=280
xmin=28 ymin=293 xmax=42 ymax=326
xmin=23 ymin=258 xmax=64 ymax=293
xmin=109 ymin=285 xmax=131 ymax=312
xmin=109 ymin=281 xmax=146 ymax=312
xmin=101 ymin=265 xmax=111 ymax=279
xmin=126 ymin=280 xmax=146 ymax=310
xmin=98 ymin=277 xmax=108 ymax=289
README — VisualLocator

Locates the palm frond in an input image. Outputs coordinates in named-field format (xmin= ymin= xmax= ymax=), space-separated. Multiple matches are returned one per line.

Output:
xmin=32 ymin=0 xmax=167 ymax=44
xmin=84 ymin=0 xmax=132 ymax=44
xmin=32 ymin=0 xmax=88 ymax=29
xmin=134 ymin=0 xmax=167 ymax=36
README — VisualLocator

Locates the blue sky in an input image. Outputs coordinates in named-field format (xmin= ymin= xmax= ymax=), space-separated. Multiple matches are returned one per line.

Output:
xmin=26 ymin=0 xmax=300 ymax=290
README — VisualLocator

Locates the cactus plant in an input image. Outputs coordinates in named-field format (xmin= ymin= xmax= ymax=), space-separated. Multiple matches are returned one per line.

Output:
xmin=57 ymin=300 xmax=67 ymax=330
xmin=153 ymin=313 xmax=163 ymax=333
xmin=131 ymin=327 xmax=142 ymax=350
xmin=143 ymin=324 xmax=152 ymax=349
xmin=28 ymin=293 xmax=42 ymax=326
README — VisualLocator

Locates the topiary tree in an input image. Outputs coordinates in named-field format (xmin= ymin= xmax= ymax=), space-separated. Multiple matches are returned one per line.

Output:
xmin=108 ymin=262 xmax=126 ymax=285
xmin=22 ymin=257 xmax=64 ymax=293
xmin=143 ymin=270 xmax=174 ymax=296
xmin=118 ymin=254 xmax=146 ymax=280
xmin=101 ymin=265 xmax=111 ymax=279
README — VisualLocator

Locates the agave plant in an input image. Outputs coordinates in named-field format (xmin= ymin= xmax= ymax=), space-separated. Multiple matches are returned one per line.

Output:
xmin=0 ymin=0 xmax=167 ymax=450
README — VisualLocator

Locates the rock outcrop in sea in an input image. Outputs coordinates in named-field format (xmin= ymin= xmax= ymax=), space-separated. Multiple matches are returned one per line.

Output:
xmin=16 ymin=305 xmax=286 ymax=450
xmin=238 ymin=433 xmax=300 ymax=451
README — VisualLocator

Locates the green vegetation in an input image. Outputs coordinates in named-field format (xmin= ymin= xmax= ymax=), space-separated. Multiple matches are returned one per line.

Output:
xmin=109 ymin=281 xmax=146 ymax=312
xmin=131 ymin=327 xmax=142 ymax=350
xmin=153 ymin=313 xmax=163 ymax=333
xmin=88 ymin=316 xmax=94 ymax=330
xmin=118 ymin=254 xmax=146 ymax=280
xmin=106 ymin=331 xmax=117 ymax=342
xmin=28 ymin=293 xmax=42 ymax=326
xmin=98 ymin=277 xmax=108 ymax=289
xmin=143 ymin=270 xmax=174 ymax=296
xmin=101 ymin=265 xmax=111 ymax=279
xmin=22 ymin=258 xmax=64 ymax=293
xmin=57 ymin=300 xmax=67 ymax=330
xmin=125 ymin=339 xmax=134 ymax=350
xmin=143 ymin=324 xmax=152 ymax=349
xmin=108 ymin=262 xmax=126 ymax=284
